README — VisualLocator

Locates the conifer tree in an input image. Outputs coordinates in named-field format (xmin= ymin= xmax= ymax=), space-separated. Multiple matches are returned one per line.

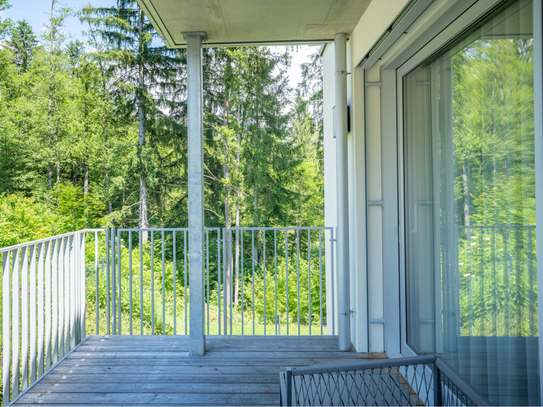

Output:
xmin=9 ymin=20 xmax=38 ymax=72
xmin=80 ymin=0 xmax=185 ymax=236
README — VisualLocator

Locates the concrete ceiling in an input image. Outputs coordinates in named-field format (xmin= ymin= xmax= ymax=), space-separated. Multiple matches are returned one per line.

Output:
xmin=136 ymin=0 xmax=372 ymax=48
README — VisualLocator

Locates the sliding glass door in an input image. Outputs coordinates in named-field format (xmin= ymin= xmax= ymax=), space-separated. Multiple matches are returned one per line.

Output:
xmin=403 ymin=0 xmax=537 ymax=404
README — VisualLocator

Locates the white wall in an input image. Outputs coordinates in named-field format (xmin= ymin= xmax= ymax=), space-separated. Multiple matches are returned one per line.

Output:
xmin=322 ymin=0 xmax=414 ymax=354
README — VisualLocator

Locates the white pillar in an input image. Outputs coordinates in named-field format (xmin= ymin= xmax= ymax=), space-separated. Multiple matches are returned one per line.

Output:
xmin=185 ymin=32 xmax=207 ymax=356
xmin=335 ymin=33 xmax=351 ymax=351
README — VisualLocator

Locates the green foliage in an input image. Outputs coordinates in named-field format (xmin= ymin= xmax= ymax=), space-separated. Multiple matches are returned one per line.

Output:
xmin=0 ymin=194 xmax=58 ymax=248
xmin=9 ymin=20 xmax=38 ymax=72
xmin=0 ymin=0 xmax=12 ymax=39
xmin=51 ymin=183 xmax=106 ymax=231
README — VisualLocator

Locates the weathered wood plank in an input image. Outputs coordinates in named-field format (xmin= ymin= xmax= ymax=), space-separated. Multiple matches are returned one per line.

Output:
xmin=60 ymin=357 xmax=365 ymax=366
xmin=40 ymin=373 xmax=280 ymax=384
xmin=67 ymin=351 xmax=369 ymax=359
xmin=51 ymin=364 xmax=290 ymax=375
xmin=13 ymin=335 xmax=373 ymax=406
xmin=77 ymin=343 xmax=343 ymax=352
xmin=16 ymin=392 xmax=280 ymax=405
xmin=28 ymin=382 xmax=279 ymax=394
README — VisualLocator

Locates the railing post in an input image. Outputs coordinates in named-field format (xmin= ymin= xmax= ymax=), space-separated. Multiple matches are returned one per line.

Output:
xmin=434 ymin=362 xmax=442 ymax=406
xmin=286 ymin=368 xmax=293 ymax=406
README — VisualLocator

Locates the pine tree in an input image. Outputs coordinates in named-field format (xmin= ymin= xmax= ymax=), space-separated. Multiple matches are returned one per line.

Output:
xmin=9 ymin=20 xmax=38 ymax=72
xmin=80 ymin=0 xmax=186 ymax=236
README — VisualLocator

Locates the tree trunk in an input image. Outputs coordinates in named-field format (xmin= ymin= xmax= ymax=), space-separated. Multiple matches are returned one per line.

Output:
xmin=84 ymin=162 xmax=89 ymax=195
xmin=223 ymin=97 xmax=232 ymax=309
xmin=137 ymin=7 xmax=149 ymax=241
xmin=47 ymin=0 xmax=55 ymax=190
xmin=253 ymin=184 xmax=258 ymax=265
xmin=234 ymin=130 xmax=241 ymax=306
xmin=54 ymin=99 xmax=60 ymax=183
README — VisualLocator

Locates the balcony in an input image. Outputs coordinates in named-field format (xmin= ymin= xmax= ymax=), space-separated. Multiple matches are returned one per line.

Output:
xmin=2 ymin=227 xmax=351 ymax=406
xmin=1 ymin=227 xmax=494 ymax=406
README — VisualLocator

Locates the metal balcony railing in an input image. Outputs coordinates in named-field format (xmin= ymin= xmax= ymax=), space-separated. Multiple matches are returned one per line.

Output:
xmin=1 ymin=229 xmax=106 ymax=405
xmin=1 ymin=226 xmax=335 ymax=405
xmin=279 ymin=355 xmax=492 ymax=406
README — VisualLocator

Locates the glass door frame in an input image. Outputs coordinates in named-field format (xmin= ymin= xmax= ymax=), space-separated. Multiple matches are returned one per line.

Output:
xmin=377 ymin=0 xmax=542 ymax=355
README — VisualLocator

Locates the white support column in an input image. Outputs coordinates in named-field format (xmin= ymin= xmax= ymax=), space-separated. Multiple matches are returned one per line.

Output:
xmin=335 ymin=33 xmax=351 ymax=351
xmin=185 ymin=31 xmax=207 ymax=356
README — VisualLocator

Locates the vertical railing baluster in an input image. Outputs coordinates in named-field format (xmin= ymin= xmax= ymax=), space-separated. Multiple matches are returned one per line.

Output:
xmin=112 ymin=230 xmax=116 ymax=336
xmin=21 ymin=246 xmax=29 ymax=390
xmin=30 ymin=244 xmax=37 ymax=382
xmin=330 ymin=228 xmax=335 ymax=334
xmin=95 ymin=232 xmax=99 ymax=335
xmin=274 ymin=230 xmax=278 ymax=335
xmin=223 ymin=228 xmax=227 ymax=335
xmin=70 ymin=235 xmax=76 ymax=348
xmin=286 ymin=230 xmax=289 ymax=336
xmin=252 ymin=230 xmax=255 ymax=335
xmin=58 ymin=238 xmax=65 ymax=359
xmin=218 ymin=229 xmax=221 ymax=335
xmin=117 ymin=231 xmax=121 ymax=335
xmin=151 ymin=230 xmax=154 ymax=335
xmin=528 ymin=228 xmax=534 ymax=336
xmin=296 ymin=230 xmax=300 ymax=336
xmin=81 ymin=233 xmax=86 ymax=340
xmin=3 ymin=251 xmax=11 ymax=404
xmin=140 ymin=230 xmax=144 ymax=335
xmin=73 ymin=234 xmax=79 ymax=345
xmin=241 ymin=230 xmax=244 ymax=335
xmin=230 ymin=229 xmax=233 ymax=335
xmin=308 ymin=230 xmax=311 ymax=336
xmin=515 ymin=228 xmax=522 ymax=336
xmin=184 ymin=230 xmax=188 ymax=335
xmin=45 ymin=241 xmax=52 ymax=370
xmin=106 ymin=231 xmax=110 ymax=335
xmin=263 ymin=230 xmax=266 ymax=335
xmin=504 ymin=230 xmax=510 ymax=336
xmin=65 ymin=237 xmax=71 ymax=354
xmin=319 ymin=230 xmax=323 ymax=335
xmin=12 ymin=248 xmax=20 ymax=398
xmin=129 ymin=231 xmax=133 ymax=335
xmin=162 ymin=230 xmax=165 ymax=335
xmin=52 ymin=240 xmax=59 ymax=363
xmin=205 ymin=230 xmax=209 ymax=335
xmin=174 ymin=231 xmax=177 ymax=335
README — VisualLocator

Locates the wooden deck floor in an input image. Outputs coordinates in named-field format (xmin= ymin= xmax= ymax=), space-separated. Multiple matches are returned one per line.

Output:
xmin=14 ymin=335 xmax=382 ymax=406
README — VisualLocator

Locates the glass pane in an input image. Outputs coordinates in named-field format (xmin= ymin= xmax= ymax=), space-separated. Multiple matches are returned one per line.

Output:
xmin=403 ymin=0 xmax=537 ymax=405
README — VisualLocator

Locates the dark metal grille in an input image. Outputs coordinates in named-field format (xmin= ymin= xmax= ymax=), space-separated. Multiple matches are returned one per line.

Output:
xmin=280 ymin=355 xmax=492 ymax=406
xmin=440 ymin=369 xmax=473 ymax=406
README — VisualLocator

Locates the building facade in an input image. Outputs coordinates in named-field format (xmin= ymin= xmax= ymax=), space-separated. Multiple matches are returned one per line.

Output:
xmin=322 ymin=0 xmax=541 ymax=405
